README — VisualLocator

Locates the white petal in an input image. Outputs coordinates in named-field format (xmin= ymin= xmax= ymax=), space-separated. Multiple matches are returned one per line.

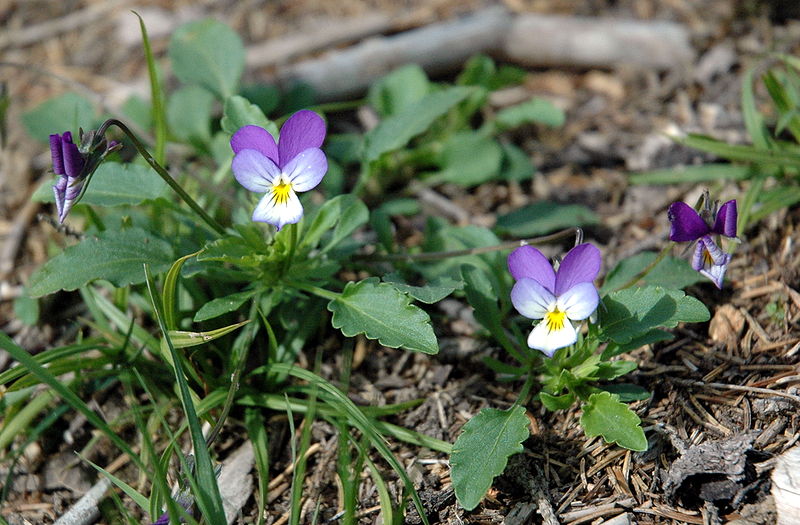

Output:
xmin=557 ymin=282 xmax=599 ymax=321
xmin=283 ymin=148 xmax=327 ymax=192
xmin=232 ymin=149 xmax=281 ymax=192
xmin=527 ymin=318 xmax=577 ymax=357
xmin=511 ymin=278 xmax=555 ymax=320
xmin=251 ymin=187 xmax=303 ymax=230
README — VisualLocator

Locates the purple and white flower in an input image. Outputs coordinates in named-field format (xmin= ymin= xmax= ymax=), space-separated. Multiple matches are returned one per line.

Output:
xmin=50 ymin=129 xmax=120 ymax=223
xmin=668 ymin=199 xmax=737 ymax=289
xmin=509 ymin=243 xmax=601 ymax=357
xmin=230 ymin=110 xmax=328 ymax=230
xmin=50 ymin=131 xmax=87 ymax=223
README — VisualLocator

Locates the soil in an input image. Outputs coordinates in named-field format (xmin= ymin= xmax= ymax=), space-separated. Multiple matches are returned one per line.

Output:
xmin=1 ymin=1 xmax=800 ymax=524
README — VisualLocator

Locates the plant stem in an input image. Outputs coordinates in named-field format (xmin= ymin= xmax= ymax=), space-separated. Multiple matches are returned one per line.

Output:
xmin=355 ymin=227 xmax=583 ymax=263
xmin=614 ymin=242 xmax=674 ymax=292
xmin=516 ymin=366 xmax=538 ymax=407
xmin=99 ymin=119 xmax=227 ymax=236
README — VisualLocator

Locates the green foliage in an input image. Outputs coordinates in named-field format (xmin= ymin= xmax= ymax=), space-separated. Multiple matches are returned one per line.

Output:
xmin=450 ymin=405 xmax=530 ymax=510
xmin=581 ymin=392 xmax=647 ymax=451
xmin=495 ymin=201 xmax=599 ymax=237
xmin=433 ymin=131 xmax=502 ymax=186
xmin=34 ymin=162 xmax=169 ymax=207
xmin=221 ymin=95 xmax=279 ymax=139
xmin=382 ymin=274 xmax=462 ymax=304
xmin=27 ymin=228 xmax=174 ymax=297
xmin=328 ymin=279 xmax=439 ymax=355
xmin=363 ymin=87 xmax=473 ymax=162
xmin=367 ymin=64 xmax=430 ymax=116
xmin=600 ymin=252 xmax=705 ymax=294
xmin=600 ymin=286 xmax=710 ymax=344
xmin=168 ymin=85 xmax=215 ymax=146
xmin=22 ymin=92 xmax=96 ymax=142
xmin=168 ymin=19 xmax=245 ymax=99
xmin=494 ymin=97 xmax=565 ymax=130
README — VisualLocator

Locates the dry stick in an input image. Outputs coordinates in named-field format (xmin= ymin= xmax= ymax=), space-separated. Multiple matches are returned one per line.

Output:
xmin=671 ymin=378 xmax=800 ymax=405
xmin=272 ymin=7 xmax=693 ymax=102
xmin=0 ymin=184 xmax=41 ymax=280
xmin=355 ymin=227 xmax=582 ymax=263
xmin=0 ymin=0 xmax=125 ymax=50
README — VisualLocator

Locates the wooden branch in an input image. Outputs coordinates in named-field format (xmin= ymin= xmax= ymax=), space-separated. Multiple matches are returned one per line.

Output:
xmin=271 ymin=7 xmax=693 ymax=101
xmin=274 ymin=7 xmax=512 ymax=101
xmin=500 ymin=14 xmax=693 ymax=70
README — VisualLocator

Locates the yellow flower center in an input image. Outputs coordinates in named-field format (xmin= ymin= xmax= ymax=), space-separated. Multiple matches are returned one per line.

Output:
xmin=702 ymin=248 xmax=714 ymax=267
xmin=544 ymin=308 xmax=567 ymax=333
xmin=272 ymin=180 xmax=292 ymax=206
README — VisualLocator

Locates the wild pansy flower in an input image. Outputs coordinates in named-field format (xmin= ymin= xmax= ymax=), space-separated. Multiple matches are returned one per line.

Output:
xmin=668 ymin=198 xmax=737 ymax=289
xmin=50 ymin=129 xmax=119 ymax=223
xmin=230 ymin=110 xmax=327 ymax=230
xmin=509 ymin=243 xmax=601 ymax=357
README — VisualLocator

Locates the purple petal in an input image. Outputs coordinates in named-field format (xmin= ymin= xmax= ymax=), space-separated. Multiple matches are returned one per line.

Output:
xmin=507 ymin=246 xmax=556 ymax=293
xmin=668 ymin=201 xmax=709 ymax=242
xmin=510 ymin=278 xmax=555 ymax=320
xmin=231 ymin=125 xmax=279 ymax=164
xmin=252 ymin=188 xmax=303 ymax=230
xmin=277 ymin=110 xmax=326 ymax=168
xmin=712 ymin=200 xmax=737 ymax=238
xmin=232 ymin=150 xmax=281 ymax=193
xmin=50 ymin=134 xmax=65 ymax=175
xmin=61 ymin=140 xmax=85 ymax=179
xmin=284 ymin=148 xmax=327 ymax=192
xmin=554 ymin=243 xmax=601 ymax=296
xmin=556 ymin=282 xmax=599 ymax=321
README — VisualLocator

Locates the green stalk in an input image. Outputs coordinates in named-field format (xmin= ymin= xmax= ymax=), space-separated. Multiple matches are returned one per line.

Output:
xmin=98 ymin=119 xmax=226 ymax=236
xmin=613 ymin=242 xmax=674 ymax=292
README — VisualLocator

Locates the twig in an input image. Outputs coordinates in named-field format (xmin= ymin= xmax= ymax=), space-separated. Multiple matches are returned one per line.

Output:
xmin=355 ymin=227 xmax=582 ymax=263
xmin=671 ymin=378 xmax=800 ymax=405
xmin=52 ymin=477 xmax=112 ymax=525
xmin=0 ymin=184 xmax=41 ymax=280
xmin=0 ymin=1 xmax=125 ymax=50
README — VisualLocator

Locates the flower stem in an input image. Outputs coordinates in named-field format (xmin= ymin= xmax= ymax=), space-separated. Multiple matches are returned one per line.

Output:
xmin=515 ymin=366 xmax=538 ymax=407
xmin=355 ymin=227 xmax=584 ymax=263
xmin=99 ymin=119 xmax=227 ymax=236
xmin=613 ymin=242 xmax=675 ymax=292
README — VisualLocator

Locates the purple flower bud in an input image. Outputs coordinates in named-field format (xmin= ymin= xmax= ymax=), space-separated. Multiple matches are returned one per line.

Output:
xmin=49 ymin=128 xmax=119 ymax=223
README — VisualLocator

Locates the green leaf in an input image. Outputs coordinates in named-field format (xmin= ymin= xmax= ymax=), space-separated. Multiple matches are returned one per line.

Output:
xmin=221 ymin=95 xmax=279 ymax=138
xmin=495 ymin=97 xmax=565 ymax=130
xmin=600 ymin=253 xmax=705 ymax=294
xmin=168 ymin=19 xmax=244 ymax=99
xmin=581 ymin=392 xmax=647 ymax=451
xmin=194 ymin=290 xmax=256 ymax=322
xmin=433 ymin=132 xmax=502 ymax=186
xmin=678 ymin=133 xmax=800 ymax=169
xmin=27 ymin=228 xmax=174 ymax=297
xmin=495 ymin=201 xmax=598 ymax=237
xmin=162 ymin=250 xmax=200 ymax=330
xmin=167 ymin=85 xmax=215 ymax=145
xmin=600 ymin=384 xmax=651 ymax=402
xmin=629 ymin=163 xmax=752 ymax=185
xmin=165 ymin=320 xmax=249 ymax=349
xmin=500 ymin=143 xmax=535 ymax=182
xmin=538 ymin=391 xmax=575 ymax=411
xmin=457 ymin=54 xmax=526 ymax=91
xmin=32 ymin=162 xmax=168 ymax=207
xmin=367 ymin=64 xmax=430 ymax=117
xmin=13 ymin=294 xmax=39 ymax=326
xmin=364 ymin=87 xmax=473 ymax=162
xmin=450 ymin=405 xmax=530 ymax=511
xmin=382 ymin=274 xmax=462 ymax=304
xmin=21 ymin=92 xmax=96 ymax=142
xmin=599 ymin=286 xmax=710 ymax=344
xmin=301 ymin=194 xmax=367 ymax=252
xmin=595 ymin=360 xmax=638 ymax=380
xmin=328 ymin=279 xmax=439 ymax=354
